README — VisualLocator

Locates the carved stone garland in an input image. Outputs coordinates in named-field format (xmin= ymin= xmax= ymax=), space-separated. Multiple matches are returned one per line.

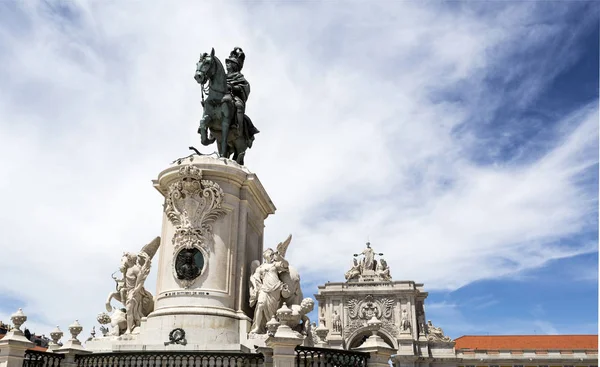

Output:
xmin=344 ymin=295 xmax=397 ymax=338
xmin=164 ymin=165 xmax=227 ymax=288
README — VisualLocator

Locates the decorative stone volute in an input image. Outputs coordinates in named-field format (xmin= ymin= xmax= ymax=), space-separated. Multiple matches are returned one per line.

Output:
xmin=164 ymin=164 xmax=228 ymax=288
xmin=10 ymin=308 xmax=26 ymax=331
xmin=68 ymin=320 xmax=83 ymax=342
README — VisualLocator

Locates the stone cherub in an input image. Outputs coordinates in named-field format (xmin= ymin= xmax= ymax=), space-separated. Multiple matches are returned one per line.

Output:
xmin=289 ymin=298 xmax=315 ymax=335
xmin=104 ymin=237 xmax=160 ymax=335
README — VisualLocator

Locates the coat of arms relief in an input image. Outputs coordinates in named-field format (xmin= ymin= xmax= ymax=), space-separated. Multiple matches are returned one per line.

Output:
xmin=344 ymin=295 xmax=397 ymax=338
xmin=164 ymin=165 xmax=227 ymax=288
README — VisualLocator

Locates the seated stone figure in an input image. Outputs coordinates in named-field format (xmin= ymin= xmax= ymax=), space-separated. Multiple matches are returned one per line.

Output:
xmin=345 ymin=258 xmax=361 ymax=281
xmin=375 ymin=258 xmax=391 ymax=281
xmin=426 ymin=320 xmax=452 ymax=342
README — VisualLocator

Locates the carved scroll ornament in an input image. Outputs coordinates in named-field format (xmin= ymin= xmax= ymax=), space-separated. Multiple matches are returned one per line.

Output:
xmin=345 ymin=295 xmax=397 ymax=337
xmin=165 ymin=165 xmax=227 ymax=287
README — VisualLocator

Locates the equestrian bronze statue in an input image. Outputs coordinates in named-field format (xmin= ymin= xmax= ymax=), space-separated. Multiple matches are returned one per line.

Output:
xmin=194 ymin=47 xmax=259 ymax=165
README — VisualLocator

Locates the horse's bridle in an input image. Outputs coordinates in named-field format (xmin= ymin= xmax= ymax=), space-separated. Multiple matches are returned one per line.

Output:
xmin=197 ymin=55 xmax=228 ymax=105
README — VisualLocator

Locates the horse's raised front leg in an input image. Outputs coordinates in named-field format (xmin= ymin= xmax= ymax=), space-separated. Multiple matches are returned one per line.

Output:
xmin=198 ymin=114 xmax=215 ymax=146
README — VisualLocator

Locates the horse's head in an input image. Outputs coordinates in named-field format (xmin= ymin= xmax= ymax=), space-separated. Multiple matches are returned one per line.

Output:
xmin=194 ymin=48 xmax=215 ymax=85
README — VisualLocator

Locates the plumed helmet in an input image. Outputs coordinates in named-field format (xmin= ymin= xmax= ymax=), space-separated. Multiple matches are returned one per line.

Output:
xmin=226 ymin=47 xmax=245 ymax=69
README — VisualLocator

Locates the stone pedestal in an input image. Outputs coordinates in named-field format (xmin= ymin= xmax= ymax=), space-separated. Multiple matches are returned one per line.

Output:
xmin=415 ymin=336 xmax=429 ymax=358
xmin=128 ymin=156 xmax=275 ymax=350
xmin=54 ymin=350 xmax=91 ymax=367
xmin=58 ymin=321 xmax=88 ymax=354
xmin=0 ymin=330 xmax=34 ymax=367
xmin=265 ymin=334 xmax=304 ymax=367
xmin=354 ymin=335 xmax=395 ymax=367
xmin=353 ymin=317 xmax=394 ymax=367
xmin=391 ymin=356 xmax=418 ymax=367
xmin=397 ymin=333 xmax=414 ymax=355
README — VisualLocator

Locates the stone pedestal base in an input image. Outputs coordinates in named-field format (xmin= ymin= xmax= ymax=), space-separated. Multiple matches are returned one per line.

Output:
xmin=354 ymin=334 xmax=395 ymax=367
xmin=88 ymin=156 xmax=275 ymax=352
xmin=266 ymin=332 xmax=304 ymax=367
xmin=391 ymin=355 xmax=418 ymax=367
xmin=397 ymin=333 xmax=414 ymax=355
xmin=428 ymin=341 xmax=455 ymax=358
xmin=0 ymin=330 xmax=35 ymax=367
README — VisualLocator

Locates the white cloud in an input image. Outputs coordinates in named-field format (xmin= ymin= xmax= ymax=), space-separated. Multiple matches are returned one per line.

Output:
xmin=0 ymin=1 xmax=596 ymax=337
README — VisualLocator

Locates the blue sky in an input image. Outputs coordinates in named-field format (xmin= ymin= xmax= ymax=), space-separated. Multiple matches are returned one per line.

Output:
xmin=0 ymin=1 xmax=597 ymax=340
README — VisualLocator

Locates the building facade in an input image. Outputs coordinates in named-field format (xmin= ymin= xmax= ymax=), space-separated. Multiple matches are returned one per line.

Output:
xmin=315 ymin=242 xmax=598 ymax=367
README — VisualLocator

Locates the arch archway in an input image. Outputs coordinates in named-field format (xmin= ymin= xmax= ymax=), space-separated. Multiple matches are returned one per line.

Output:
xmin=346 ymin=327 xmax=397 ymax=350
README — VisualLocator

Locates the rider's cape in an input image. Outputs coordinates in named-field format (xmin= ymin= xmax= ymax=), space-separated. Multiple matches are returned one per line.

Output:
xmin=227 ymin=72 xmax=250 ymax=103
xmin=227 ymin=72 xmax=258 ymax=146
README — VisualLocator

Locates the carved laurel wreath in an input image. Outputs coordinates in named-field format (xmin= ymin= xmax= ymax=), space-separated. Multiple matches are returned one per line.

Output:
xmin=164 ymin=165 xmax=227 ymax=286
xmin=165 ymin=328 xmax=187 ymax=346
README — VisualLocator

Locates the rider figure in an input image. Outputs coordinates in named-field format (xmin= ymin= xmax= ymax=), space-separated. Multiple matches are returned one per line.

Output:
xmin=224 ymin=47 xmax=250 ymax=133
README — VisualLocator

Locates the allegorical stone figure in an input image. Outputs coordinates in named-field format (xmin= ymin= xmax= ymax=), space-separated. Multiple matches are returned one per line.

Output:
xmin=105 ymin=237 xmax=160 ymax=335
xmin=249 ymin=235 xmax=303 ymax=334
xmin=427 ymin=320 xmax=452 ymax=342
xmin=332 ymin=310 xmax=342 ymax=332
xmin=400 ymin=309 xmax=411 ymax=332
xmin=376 ymin=258 xmax=391 ymax=281
xmin=249 ymin=248 xmax=290 ymax=334
xmin=354 ymin=242 xmax=383 ymax=272
xmin=345 ymin=258 xmax=361 ymax=281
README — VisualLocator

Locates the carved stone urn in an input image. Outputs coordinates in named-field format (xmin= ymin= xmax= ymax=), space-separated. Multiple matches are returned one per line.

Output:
xmin=276 ymin=303 xmax=293 ymax=327
xmin=49 ymin=326 xmax=63 ymax=345
xmin=68 ymin=320 xmax=83 ymax=342
xmin=10 ymin=308 xmax=27 ymax=331
xmin=266 ymin=316 xmax=280 ymax=336
xmin=365 ymin=316 xmax=382 ymax=336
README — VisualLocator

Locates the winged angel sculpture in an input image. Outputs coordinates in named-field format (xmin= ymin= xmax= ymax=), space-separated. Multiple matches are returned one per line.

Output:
xmin=101 ymin=237 xmax=161 ymax=336
xmin=248 ymin=235 xmax=303 ymax=334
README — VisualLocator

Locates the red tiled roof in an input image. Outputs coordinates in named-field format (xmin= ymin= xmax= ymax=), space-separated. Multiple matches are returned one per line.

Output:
xmin=455 ymin=335 xmax=598 ymax=350
xmin=29 ymin=345 xmax=48 ymax=352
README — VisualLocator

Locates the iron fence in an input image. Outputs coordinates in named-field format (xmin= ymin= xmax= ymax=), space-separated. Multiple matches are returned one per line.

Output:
xmin=23 ymin=350 xmax=65 ymax=367
xmin=295 ymin=346 xmax=369 ymax=367
xmin=74 ymin=351 xmax=264 ymax=367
